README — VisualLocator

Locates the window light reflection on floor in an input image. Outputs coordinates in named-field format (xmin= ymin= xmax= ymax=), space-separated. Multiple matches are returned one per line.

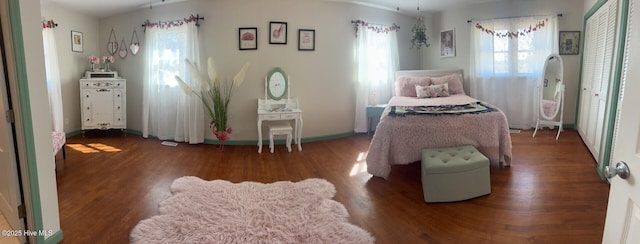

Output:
xmin=67 ymin=143 xmax=122 ymax=153
xmin=349 ymin=152 xmax=368 ymax=176
xmin=87 ymin=143 xmax=122 ymax=152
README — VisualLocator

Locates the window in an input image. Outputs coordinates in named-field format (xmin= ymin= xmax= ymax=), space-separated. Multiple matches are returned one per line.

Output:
xmin=142 ymin=21 xmax=203 ymax=143
xmin=353 ymin=21 xmax=399 ymax=133
xmin=150 ymin=29 xmax=188 ymax=88
xmin=493 ymin=29 xmax=536 ymax=75
xmin=470 ymin=16 xmax=558 ymax=129
xmin=42 ymin=28 xmax=63 ymax=132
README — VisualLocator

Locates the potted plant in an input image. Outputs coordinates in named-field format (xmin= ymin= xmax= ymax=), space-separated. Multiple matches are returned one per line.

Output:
xmin=175 ymin=57 xmax=249 ymax=151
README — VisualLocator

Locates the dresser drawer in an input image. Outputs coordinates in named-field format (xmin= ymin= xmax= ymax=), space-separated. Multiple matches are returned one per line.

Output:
xmin=263 ymin=114 xmax=281 ymax=120
xmin=281 ymin=113 xmax=297 ymax=119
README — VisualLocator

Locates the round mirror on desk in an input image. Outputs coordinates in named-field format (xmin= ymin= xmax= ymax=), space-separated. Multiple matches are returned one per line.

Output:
xmin=533 ymin=53 xmax=565 ymax=140
xmin=266 ymin=67 xmax=288 ymax=100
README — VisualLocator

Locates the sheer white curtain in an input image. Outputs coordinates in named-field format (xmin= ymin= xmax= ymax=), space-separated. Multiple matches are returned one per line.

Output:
xmin=42 ymin=28 xmax=64 ymax=132
xmin=354 ymin=23 xmax=399 ymax=133
xmin=142 ymin=22 xmax=204 ymax=143
xmin=470 ymin=16 xmax=558 ymax=129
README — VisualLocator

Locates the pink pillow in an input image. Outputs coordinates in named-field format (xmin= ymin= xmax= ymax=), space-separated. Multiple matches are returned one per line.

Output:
xmin=395 ymin=76 xmax=432 ymax=97
xmin=431 ymin=73 xmax=465 ymax=95
xmin=416 ymin=84 xmax=450 ymax=98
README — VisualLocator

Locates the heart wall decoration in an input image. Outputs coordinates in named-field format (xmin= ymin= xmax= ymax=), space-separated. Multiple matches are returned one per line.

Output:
xmin=130 ymin=29 xmax=140 ymax=56
xmin=107 ymin=28 xmax=118 ymax=55
xmin=130 ymin=43 xmax=140 ymax=56
xmin=118 ymin=38 xmax=128 ymax=59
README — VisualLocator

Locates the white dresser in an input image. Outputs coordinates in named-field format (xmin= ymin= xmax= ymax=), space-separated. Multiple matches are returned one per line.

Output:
xmin=79 ymin=71 xmax=126 ymax=132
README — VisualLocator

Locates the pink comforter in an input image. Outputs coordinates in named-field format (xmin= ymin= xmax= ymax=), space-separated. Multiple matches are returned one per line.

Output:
xmin=366 ymin=94 xmax=512 ymax=178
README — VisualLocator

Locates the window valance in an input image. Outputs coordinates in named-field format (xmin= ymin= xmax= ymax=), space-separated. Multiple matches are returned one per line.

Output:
xmin=42 ymin=19 xmax=57 ymax=29
xmin=142 ymin=14 xmax=204 ymax=31
xmin=351 ymin=20 xmax=400 ymax=38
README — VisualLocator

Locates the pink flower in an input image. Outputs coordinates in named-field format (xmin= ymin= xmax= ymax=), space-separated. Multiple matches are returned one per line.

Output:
xmin=102 ymin=56 xmax=114 ymax=64
xmin=88 ymin=55 xmax=99 ymax=64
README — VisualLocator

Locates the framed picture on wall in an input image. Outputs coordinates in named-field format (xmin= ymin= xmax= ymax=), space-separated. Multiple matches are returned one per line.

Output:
xmin=269 ymin=22 xmax=287 ymax=44
xmin=298 ymin=29 xmax=315 ymax=51
xmin=71 ymin=30 xmax=83 ymax=52
xmin=440 ymin=29 xmax=455 ymax=57
xmin=239 ymin=27 xmax=258 ymax=50
xmin=559 ymin=31 xmax=580 ymax=55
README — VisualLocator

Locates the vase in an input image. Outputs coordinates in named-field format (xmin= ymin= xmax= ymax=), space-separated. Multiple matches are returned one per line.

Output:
xmin=106 ymin=63 xmax=111 ymax=72
xmin=91 ymin=63 xmax=95 ymax=71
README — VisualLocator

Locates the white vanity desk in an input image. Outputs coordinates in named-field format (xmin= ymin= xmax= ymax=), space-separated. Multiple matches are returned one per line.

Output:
xmin=257 ymin=98 xmax=303 ymax=153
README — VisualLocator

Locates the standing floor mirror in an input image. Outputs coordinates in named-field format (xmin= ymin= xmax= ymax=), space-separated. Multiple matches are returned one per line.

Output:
xmin=533 ymin=53 xmax=565 ymax=140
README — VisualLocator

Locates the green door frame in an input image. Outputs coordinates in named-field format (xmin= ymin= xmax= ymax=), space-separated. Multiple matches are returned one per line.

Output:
xmin=575 ymin=0 xmax=629 ymax=181
xmin=7 ymin=1 xmax=63 ymax=243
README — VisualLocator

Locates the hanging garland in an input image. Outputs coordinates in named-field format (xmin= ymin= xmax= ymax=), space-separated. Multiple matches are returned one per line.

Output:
xmin=142 ymin=14 xmax=204 ymax=32
xmin=351 ymin=20 xmax=400 ymax=38
xmin=42 ymin=19 xmax=58 ymax=29
xmin=475 ymin=18 xmax=549 ymax=38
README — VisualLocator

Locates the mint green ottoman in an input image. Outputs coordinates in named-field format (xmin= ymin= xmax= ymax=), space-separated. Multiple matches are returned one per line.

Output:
xmin=421 ymin=145 xmax=491 ymax=203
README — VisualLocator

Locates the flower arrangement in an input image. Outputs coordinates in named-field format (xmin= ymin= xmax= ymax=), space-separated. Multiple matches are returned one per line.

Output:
xmin=88 ymin=55 xmax=99 ymax=64
xmin=175 ymin=57 xmax=250 ymax=151
xmin=102 ymin=55 xmax=114 ymax=71
xmin=102 ymin=55 xmax=114 ymax=64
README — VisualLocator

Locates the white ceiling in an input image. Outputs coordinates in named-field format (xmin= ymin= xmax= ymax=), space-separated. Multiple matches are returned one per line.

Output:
xmin=41 ymin=0 xmax=510 ymax=19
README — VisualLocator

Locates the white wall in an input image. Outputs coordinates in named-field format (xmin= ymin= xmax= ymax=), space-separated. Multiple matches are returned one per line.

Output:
xmin=88 ymin=0 xmax=420 ymax=141
xmin=584 ymin=0 xmax=600 ymax=14
xmin=41 ymin=2 xmax=100 ymax=134
xmin=19 ymin=0 xmax=61 ymax=239
xmin=422 ymin=0 xmax=585 ymax=126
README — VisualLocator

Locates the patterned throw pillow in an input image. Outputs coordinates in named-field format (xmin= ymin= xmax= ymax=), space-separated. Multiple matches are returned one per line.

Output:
xmin=416 ymin=83 xmax=450 ymax=98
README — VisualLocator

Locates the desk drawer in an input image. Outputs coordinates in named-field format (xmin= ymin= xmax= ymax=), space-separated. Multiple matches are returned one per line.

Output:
xmin=281 ymin=113 xmax=297 ymax=119
xmin=263 ymin=114 xmax=281 ymax=120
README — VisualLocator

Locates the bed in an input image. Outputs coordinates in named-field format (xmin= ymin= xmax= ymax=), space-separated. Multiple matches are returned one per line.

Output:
xmin=366 ymin=69 xmax=512 ymax=178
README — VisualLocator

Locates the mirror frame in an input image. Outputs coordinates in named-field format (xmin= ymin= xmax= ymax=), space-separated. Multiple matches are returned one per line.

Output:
xmin=118 ymin=39 xmax=128 ymax=59
xmin=539 ymin=53 xmax=564 ymax=120
xmin=267 ymin=67 xmax=288 ymax=100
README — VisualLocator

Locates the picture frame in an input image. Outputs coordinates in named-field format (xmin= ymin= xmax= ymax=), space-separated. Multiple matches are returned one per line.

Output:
xmin=298 ymin=29 xmax=315 ymax=51
xmin=440 ymin=29 xmax=455 ymax=57
xmin=269 ymin=21 xmax=287 ymax=44
xmin=239 ymin=27 xmax=258 ymax=50
xmin=71 ymin=30 xmax=83 ymax=53
xmin=559 ymin=31 xmax=580 ymax=55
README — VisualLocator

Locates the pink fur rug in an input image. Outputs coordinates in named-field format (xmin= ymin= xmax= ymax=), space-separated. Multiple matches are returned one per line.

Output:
xmin=130 ymin=177 xmax=374 ymax=243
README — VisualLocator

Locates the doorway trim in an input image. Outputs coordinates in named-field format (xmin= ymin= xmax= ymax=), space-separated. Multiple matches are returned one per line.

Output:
xmin=575 ymin=0 xmax=630 ymax=180
xmin=4 ymin=1 xmax=63 ymax=243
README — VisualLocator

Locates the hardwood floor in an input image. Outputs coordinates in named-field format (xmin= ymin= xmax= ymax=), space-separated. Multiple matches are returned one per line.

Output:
xmin=55 ymin=129 xmax=609 ymax=244
xmin=0 ymin=212 xmax=20 ymax=244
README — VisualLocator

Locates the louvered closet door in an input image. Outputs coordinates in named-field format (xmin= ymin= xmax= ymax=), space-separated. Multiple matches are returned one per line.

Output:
xmin=577 ymin=0 xmax=619 ymax=162
xmin=578 ymin=16 xmax=597 ymax=143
